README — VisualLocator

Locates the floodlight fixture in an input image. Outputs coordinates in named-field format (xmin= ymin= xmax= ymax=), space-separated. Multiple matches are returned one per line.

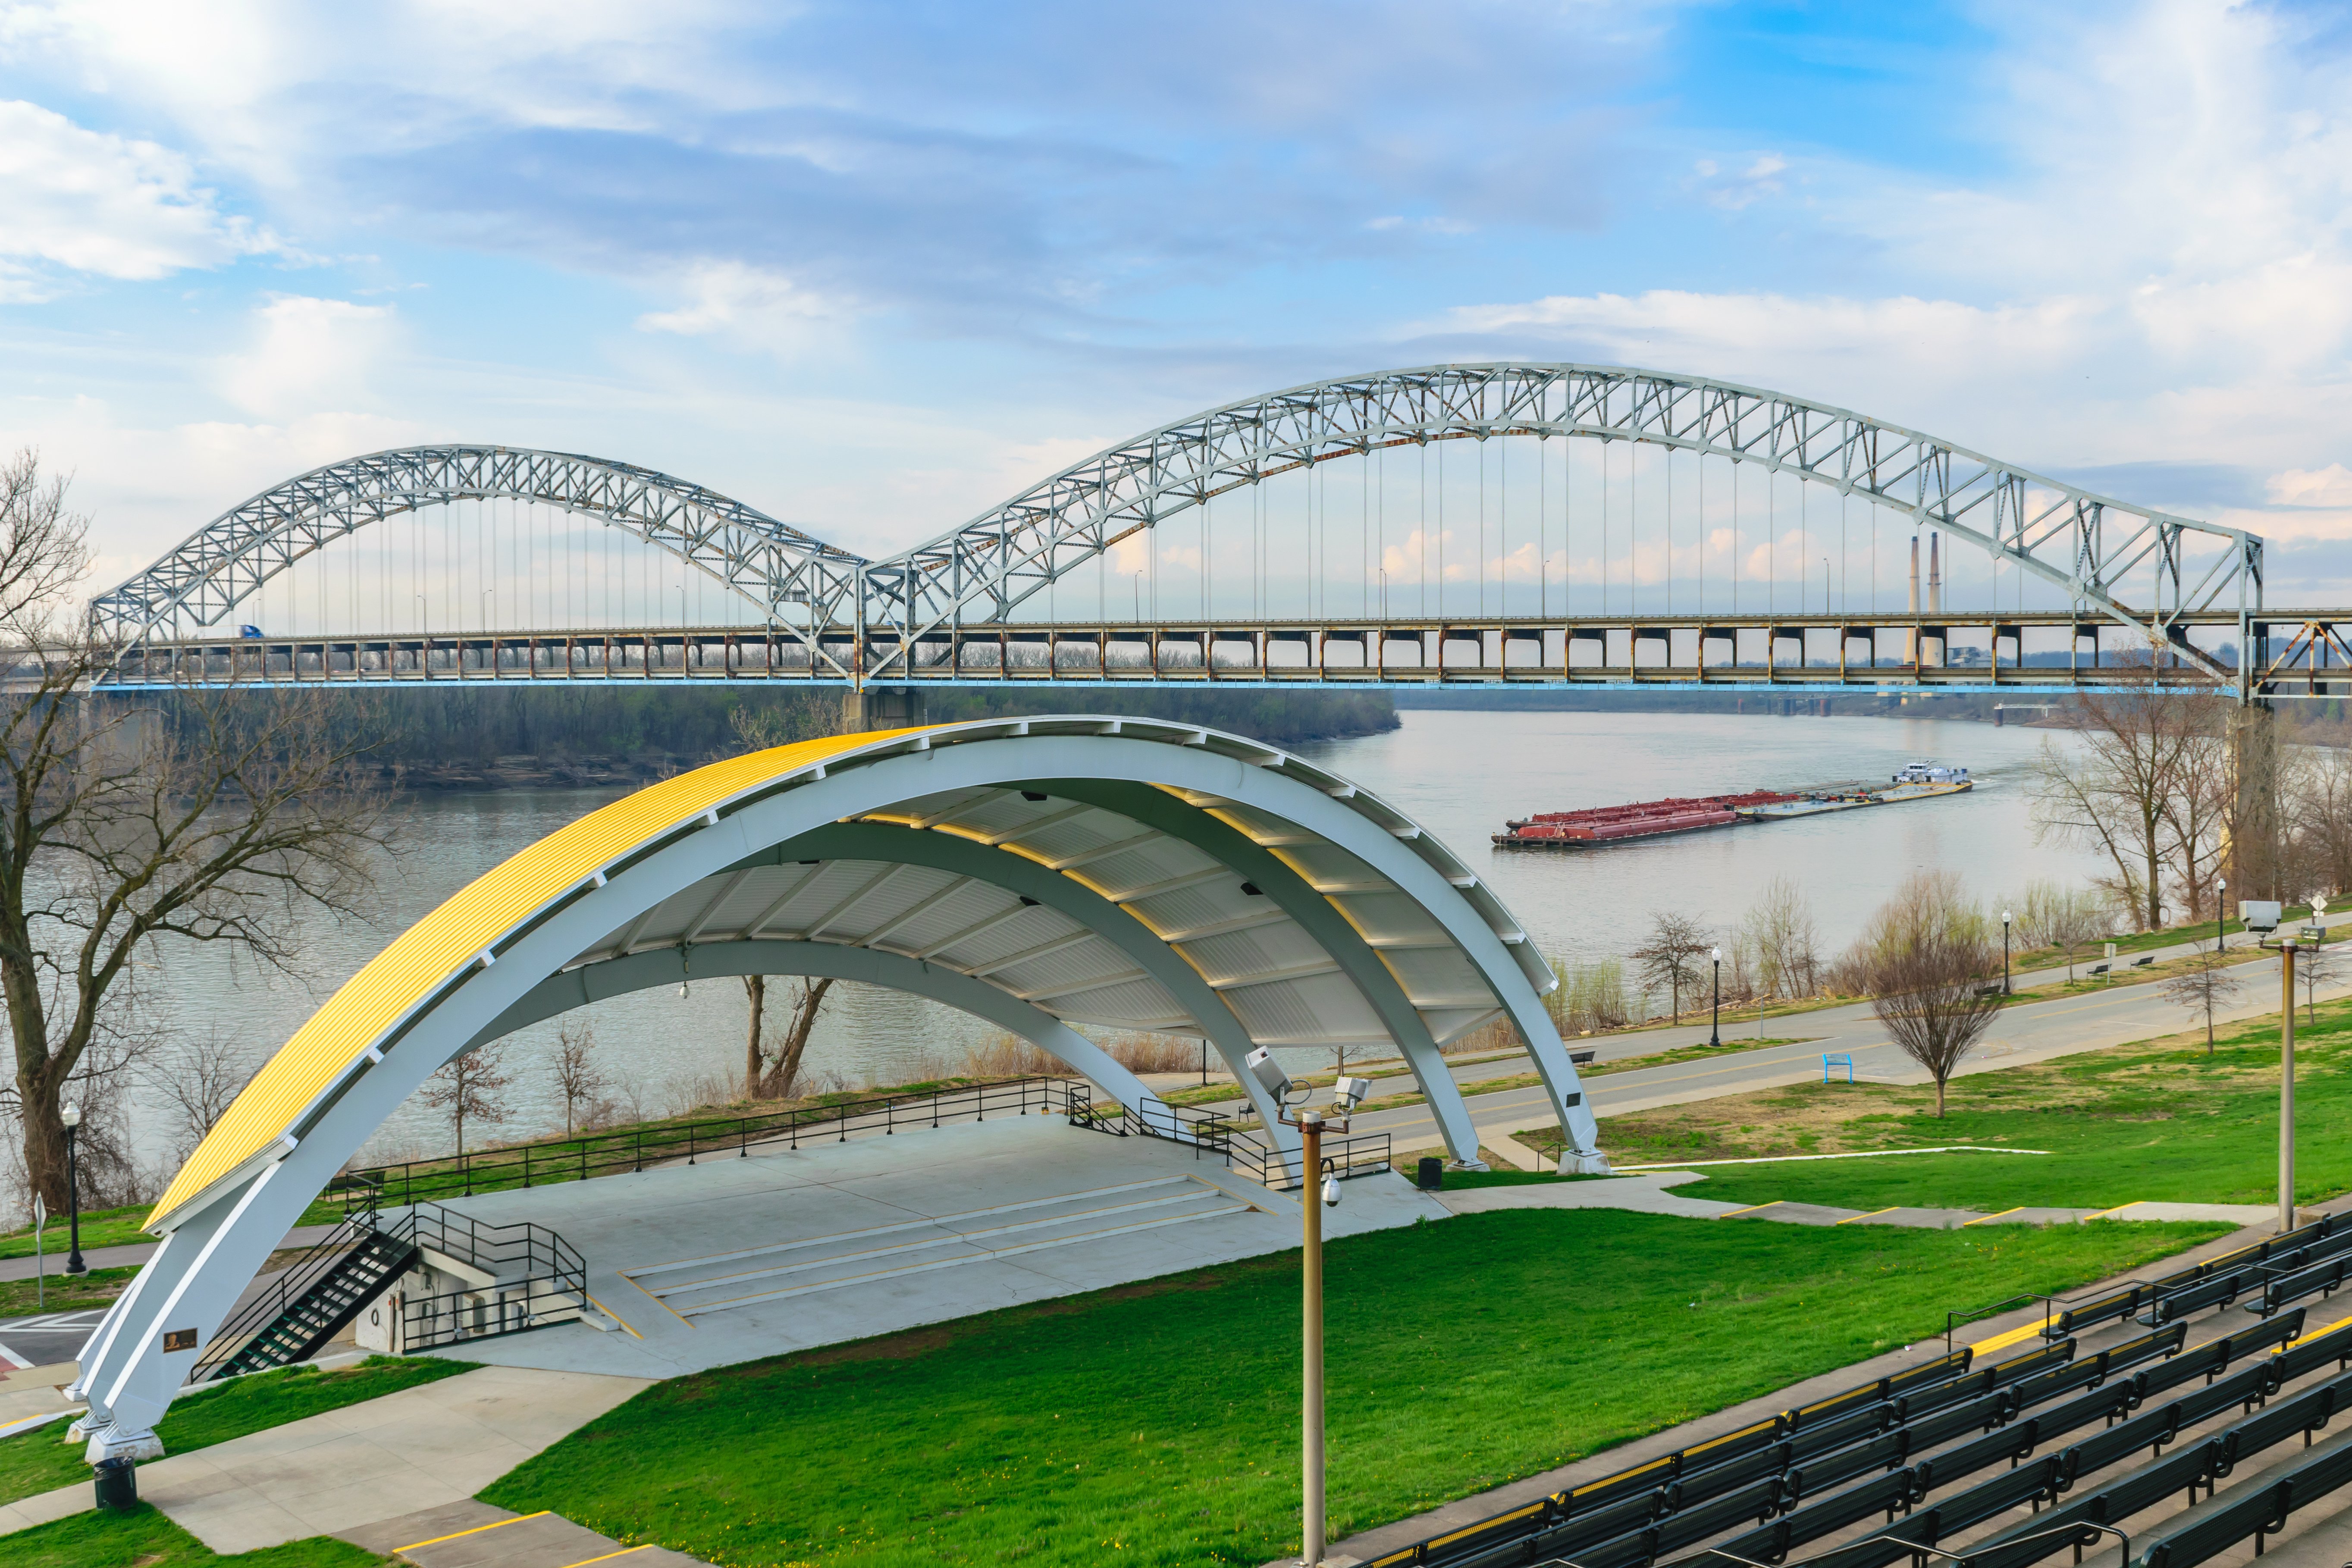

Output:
xmin=2242 ymin=900 xmax=2283 ymax=933
xmin=1246 ymin=1045 xmax=1298 ymax=1105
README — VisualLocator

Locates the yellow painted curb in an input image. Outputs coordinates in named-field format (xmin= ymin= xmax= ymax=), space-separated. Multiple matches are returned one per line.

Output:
xmin=1961 ymin=1207 xmax=2026 ymax=1228
xmin=1835 ymin=1207 xmax=1899 ymax=1226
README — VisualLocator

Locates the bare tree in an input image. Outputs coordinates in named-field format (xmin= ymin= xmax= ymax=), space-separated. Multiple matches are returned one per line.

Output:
xmin=2031 ymin=686 xmax=2227 ymax=930
xmin=748 ymin=977 xmax=835 ymax=1100
xmin=1850 ymin=871 xmax=2001 ymax=1116
xmin=420 ymin=1044 xmax=514 ymax=1156
xmin=551 ymin=1019 xmax=609 ymax=1138
xmin=2300 ymin=940 xmax=2336 ymax=1025
xmin=727 ymin=699 xmax=845 ymax=1099
xmin=1743 ymin=876 xmax=1822 ymax=1000
xmin=2161 ymin=942 xmax=2245 ymax=1052
xmin=2010 ymin=879 xmax=2110 ymax=982
xmin=1628 ymin=913 xmax=1712 ymax=1023
xmin=0 ymin=452 xmax=397 ymax=1207
xmin=141 ymin=1027 xmax=253 ymax=1160
xmin=2293 ymin=749 xmax=2352 ymax=899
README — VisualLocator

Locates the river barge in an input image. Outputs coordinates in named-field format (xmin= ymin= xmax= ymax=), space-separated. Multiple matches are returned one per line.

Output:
xmin=1494 ymin=763 xmax=1972 ymax=850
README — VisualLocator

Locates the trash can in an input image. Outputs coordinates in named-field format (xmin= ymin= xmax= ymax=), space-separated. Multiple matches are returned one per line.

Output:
xmin=94 ymin=1457 xmax=137 ymax=1511
xmin=1416 ymin=1156 xmax=1443 ymax=1190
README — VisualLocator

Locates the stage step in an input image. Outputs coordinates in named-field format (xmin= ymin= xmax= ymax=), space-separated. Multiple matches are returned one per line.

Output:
xmin=623 ymin=1175 xmax=1253 ymax=1317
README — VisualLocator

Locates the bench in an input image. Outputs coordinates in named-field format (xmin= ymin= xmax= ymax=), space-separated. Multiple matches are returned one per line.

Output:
xmin=2132 ymin=953 xmax=2155 ymax=968
xmin=2089 ymin=962 xmax=2111 ymax=977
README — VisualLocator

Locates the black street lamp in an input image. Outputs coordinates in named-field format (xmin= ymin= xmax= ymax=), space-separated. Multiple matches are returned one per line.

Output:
xmin=2218 ymin=878 xmax=2228 ymax=954
xmin=61 ymin=1102 xmax=85 ymax=1276
xmin=1708 ymin=947 xmax=1722 ymax=1048
xmin=2002 ymin=909 xmax=2013 ymax=995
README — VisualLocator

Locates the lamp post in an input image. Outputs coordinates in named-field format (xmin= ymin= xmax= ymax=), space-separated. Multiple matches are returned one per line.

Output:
xmin=61 ymin=1103 xmax=85 ymax=1275
xmin=2001 ymin=910 xmax=2013 ymax=995
xmin=2218 ymin=878 xmax=2227 ymax=953
xmin=2280 ymin=936 xmax=2299 ymax=1234
xmin=1277 ymin=1083 xmax=1357 ymax=1568
xmin=1709 ymin=947 xmax=1722 ymax=1048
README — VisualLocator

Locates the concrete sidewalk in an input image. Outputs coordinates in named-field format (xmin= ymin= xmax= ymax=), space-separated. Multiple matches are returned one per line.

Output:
xmin=0 ymin=1363 xmax=651 ymax=1551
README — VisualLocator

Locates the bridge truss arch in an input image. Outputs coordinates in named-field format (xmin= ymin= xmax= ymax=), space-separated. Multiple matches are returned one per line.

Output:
xmin=862 ymin=362 xmax=2263 ymax=681
xmin=86 ymin=445 xmax=868 ymax=658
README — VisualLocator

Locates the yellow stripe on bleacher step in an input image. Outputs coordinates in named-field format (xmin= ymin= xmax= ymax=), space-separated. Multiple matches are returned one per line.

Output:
xmin=1966 ymin=1319 xmax=2052 ymax=1358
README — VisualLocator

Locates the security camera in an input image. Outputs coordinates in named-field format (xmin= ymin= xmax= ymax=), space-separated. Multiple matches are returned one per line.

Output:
xmin=1321 ymin=1171 xmax=1342 ymax=1207
xmin=1245 ymin=1046 xmax=1297 ymax=1104
xmin=1332 ymin=1076 xmax=1372 ymax=1114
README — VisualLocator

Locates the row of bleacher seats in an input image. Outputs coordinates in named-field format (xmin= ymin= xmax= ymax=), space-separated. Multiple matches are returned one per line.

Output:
xmin=1371 ymin=1288 xmax=2352 ymax=1568
xmin=2047 ymin=1212 xmax=2352 ymax=1336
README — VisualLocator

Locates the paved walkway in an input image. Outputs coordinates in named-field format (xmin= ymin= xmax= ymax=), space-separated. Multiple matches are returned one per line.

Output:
xmin=0 ymin=1223 xmax=339 ymax=1284
xmin=341 ymin=1498 xmax=711 ymax=1567
xmin=0 ymin=1363 xmax=652 ymax=1551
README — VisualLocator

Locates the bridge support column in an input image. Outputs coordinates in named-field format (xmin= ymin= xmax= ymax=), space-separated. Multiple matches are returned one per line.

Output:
xmin=2230 ymin=699 xmax=2283 ymax=900
xmin=842 ymin=686 xmax=927 ymax=731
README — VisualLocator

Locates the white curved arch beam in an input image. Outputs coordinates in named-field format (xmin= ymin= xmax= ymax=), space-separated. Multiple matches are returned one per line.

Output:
xmin=862 ymin=362 xmax=2261 ymax=680
xmin=72 ymin=719 xmax=1563 ymax=1456
xmin=85 ymin=446 xmax=866 ymax=651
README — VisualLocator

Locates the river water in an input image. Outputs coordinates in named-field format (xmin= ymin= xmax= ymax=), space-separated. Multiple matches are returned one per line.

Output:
xmin=126 ymin=709 xmax=2099 ymax=1169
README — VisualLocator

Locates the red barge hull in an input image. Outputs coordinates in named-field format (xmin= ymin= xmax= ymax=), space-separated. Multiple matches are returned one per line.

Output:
xmin=1494 ymin=790 xmax=1797 ymax=849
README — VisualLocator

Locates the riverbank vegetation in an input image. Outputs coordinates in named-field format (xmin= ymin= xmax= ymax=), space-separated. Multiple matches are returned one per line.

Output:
xmin=307 ymin=685 xmax=1397 ymax=790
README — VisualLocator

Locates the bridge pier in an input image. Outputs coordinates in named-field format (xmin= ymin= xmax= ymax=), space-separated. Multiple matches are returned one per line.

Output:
xmin=843 ymin=685 xmax=927 ymax=731
xmin=2230 ymin=699 xmax=2283 ymax=900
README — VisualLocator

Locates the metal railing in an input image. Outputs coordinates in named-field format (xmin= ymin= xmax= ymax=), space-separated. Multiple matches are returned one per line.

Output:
xmin=190 ymin=1198 xmax=589 ymax=1377
xmin=329 ymin=1076 xmax=1093 ymax=1213
xmin=190 ymin=1204 xmax=386 ymax=1382
xmin=390 ymin=1204 xmax=586 ymax=1353
xmin=1075 ymin=1097 xmax=1392 ymax=1190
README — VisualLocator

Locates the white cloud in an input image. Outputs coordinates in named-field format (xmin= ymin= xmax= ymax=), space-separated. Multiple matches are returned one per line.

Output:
xmin=2272 ymin=466 xmax=2352 ymax=510
xmin=216 ymin=296 xmax=401 ymax=420
xmin=0 ymin=98 xmax=269 ymax=289
xmin=635 ymin=262 xmax=859 ymax=358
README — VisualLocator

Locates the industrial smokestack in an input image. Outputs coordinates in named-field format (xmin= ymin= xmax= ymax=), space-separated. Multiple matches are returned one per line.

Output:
xmin=1929 ymin=532 xmax=1942 ymax=615
xmin=1908 ymin=535 xmax=1920 ymax=665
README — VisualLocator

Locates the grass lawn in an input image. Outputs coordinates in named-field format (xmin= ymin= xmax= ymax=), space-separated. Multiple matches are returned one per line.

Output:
xmin=0 ymin=1503 xmax=384 ymax=1568
xmin=1518 ymin=994 xmax=2352 ymax=1215
xmin=483 ymin=1209 xmax=2221 ymax=1568
xmin=0 ymin=1356 xmax=477 ymax=1507
xmin=0 ymin=1264 xmax=139 ymax=1319
xmin=0 ymin=1205 xmax=151 ymax=1263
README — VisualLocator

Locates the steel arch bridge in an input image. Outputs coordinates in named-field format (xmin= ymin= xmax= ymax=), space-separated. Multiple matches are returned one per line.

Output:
xmin=91 ymin=362 xmax=2303 ymax=697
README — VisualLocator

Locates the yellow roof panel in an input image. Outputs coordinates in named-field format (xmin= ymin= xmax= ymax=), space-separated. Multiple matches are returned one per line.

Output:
xmin=147 ymin=726 xmax=926 ymax=1229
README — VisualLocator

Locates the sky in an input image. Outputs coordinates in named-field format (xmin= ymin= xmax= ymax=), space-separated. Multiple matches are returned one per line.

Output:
xmin=5 ymin=0 xmax=2352 ymax=605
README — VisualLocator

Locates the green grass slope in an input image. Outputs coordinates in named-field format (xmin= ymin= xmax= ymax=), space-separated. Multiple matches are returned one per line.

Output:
xmin=484 ymin=1209 xmax=2220 ymax=1568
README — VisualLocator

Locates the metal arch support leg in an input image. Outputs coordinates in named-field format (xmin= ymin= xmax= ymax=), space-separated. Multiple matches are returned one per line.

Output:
xmin=744 ymin=822 xmax=1300 ymax=1160
xmin=1151 ymin=757 xmax=1608 ymax=1172
xmin=1023 ymin=777 xmax=1487 ymax=1169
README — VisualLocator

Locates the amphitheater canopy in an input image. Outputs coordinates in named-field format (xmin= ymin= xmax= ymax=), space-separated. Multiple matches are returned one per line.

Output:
xmin=83 ymin=718 xmax=1599 ymax=1454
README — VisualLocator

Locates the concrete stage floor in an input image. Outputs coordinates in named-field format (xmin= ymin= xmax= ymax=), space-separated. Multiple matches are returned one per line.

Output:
xmin=410 ymin=1116 xmax=1449 ymax=1379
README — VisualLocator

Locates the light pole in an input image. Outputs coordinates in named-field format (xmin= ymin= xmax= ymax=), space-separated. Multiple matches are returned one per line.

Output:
xmin=1709 ymin=947 xmax=1722 ymax=1047
xmin=2280 ymin=935 xmax=2299 ymax=1234
xmin=2001 ymin=909 xmax=2012 ymax=995
xmin=61 ymin=1103 xmax=85 ymax=1275
xmin=1276 ymin=1077 xmax=1359 ymax=1568
xmin=2218 ymin=878 xmax=2227 ymax=953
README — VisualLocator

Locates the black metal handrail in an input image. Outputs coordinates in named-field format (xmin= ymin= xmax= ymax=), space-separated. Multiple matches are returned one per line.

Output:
xmin=329 ymin=1076 xmax=1092 ymax=1213
xmin=189 ymin=1200 xmax=383 ymax=1381
xmin=1077 ymin=1096 xmax=1392 ymax=1190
